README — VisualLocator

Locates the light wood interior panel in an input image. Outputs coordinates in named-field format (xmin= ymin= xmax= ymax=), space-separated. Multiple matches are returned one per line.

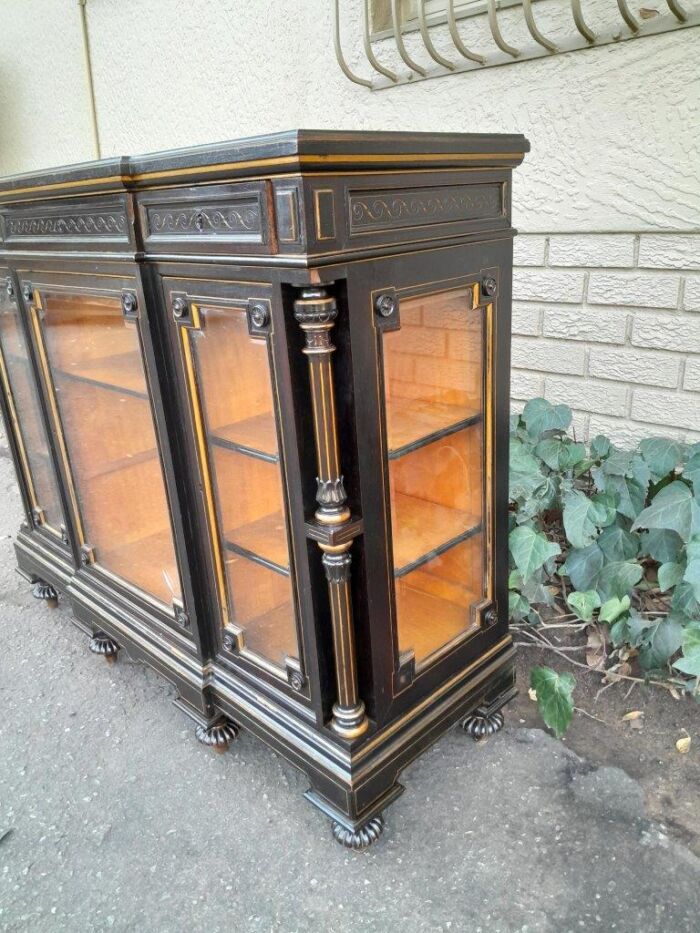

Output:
xmin=41 ymin=291 xmax=181 ymax=605
xmin=397 ymin=533 xmax=483 ymax=663
xmin=193 ymin=305 xmax=277 ymax=453
xmin=185 ymin=297 xmax=299 ymax=672
xmin=383 ymin=286 xmax=487 ymax=668
xmin=0 ymin=300 xmax=64 ymax=529
xmin=383 ymin=288 xmax=483 ymax=454
xmin=225 ymin=554 xmax=296 ymax=666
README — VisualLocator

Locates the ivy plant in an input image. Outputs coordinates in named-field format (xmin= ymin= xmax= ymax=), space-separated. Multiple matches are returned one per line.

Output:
xmin=509 ymin=398 xmax=700 ymax=735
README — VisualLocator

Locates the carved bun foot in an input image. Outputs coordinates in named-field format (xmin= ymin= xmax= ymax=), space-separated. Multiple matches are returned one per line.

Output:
xmin=195 ymin=718 xmax=239 ymax=754
xmin=332 ymin=815 xmax=385 ymax=850
xmin=89 ymin=632 xmax=120 ymax=664
xmin=32 ymin=580 xmax=58 ymax=609
xmin=461 ymin=707 xmax=504 ymax=741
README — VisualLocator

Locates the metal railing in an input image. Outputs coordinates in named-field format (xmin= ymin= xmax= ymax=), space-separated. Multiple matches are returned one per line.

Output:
xmin=333 ymin=0 xmax=699 ymax=88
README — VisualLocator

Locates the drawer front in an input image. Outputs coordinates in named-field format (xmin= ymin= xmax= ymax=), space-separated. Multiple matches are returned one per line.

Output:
xmin=0 ymin=196 xmax=132 ymax=252
xmin=137 ymin=182 xmax=273 ymax=255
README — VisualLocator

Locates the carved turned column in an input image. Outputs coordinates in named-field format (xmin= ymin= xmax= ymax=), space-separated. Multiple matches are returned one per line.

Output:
xmin=294 ymin=287 xmax=368 ymax=740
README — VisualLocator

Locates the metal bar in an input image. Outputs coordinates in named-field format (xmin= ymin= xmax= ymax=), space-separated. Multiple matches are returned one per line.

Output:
xmin=418 ymin=0 xmax=456 ymax=69
xmin=616 ymin=0 xmax=640 ymax=32
xmin=391 ymin=0 xmax=428 ymax=75
xmin=486 ymin=0 xmax=520 ymax=57
xmin=522 ymin=0 xmax=558 ymax=52
xmin=78 ymin=0 xmax=101 ymax=159
xmin=570 ymin=0 xmax=596 ymax=43
xmin=447 ymin=0 xmax=486 ymax=64
xmin=363 ymin=0 xmax=398 ymax=81
xmin=666 ymin=0 xmax=688 ymax=22
xmin=333 ymin=0 xmax=373 ymax=88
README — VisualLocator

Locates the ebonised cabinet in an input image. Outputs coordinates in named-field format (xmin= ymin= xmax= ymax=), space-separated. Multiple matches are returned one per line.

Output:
xmin=0 ymin=131 xmax=528 ymax=848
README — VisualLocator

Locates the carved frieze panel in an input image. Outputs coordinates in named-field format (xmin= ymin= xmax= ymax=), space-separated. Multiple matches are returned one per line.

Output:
xmin=0 ymin=198 xmax=130 ymax=247
xmin=348 ymin=183 xmax=502 ymax=234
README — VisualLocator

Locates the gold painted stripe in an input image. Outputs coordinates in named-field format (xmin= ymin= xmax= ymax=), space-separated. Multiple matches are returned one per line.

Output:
xmin=28 ymin=302 xmax=86 ymax=544
xmin=308 ymin=363 xmax=326 ymax=479
xmin=0 ymin=151 xmax=524 ymax=200
xmin=180 ymin=322 xmax=229 ymax=620
xmin=0 ymin=342 xmax=39 ymax=510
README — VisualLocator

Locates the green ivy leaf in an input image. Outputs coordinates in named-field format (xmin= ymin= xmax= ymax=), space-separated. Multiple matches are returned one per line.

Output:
xmin=567 ymin=589 xmax=601 ymax=622
xmin=658 ymin=562 xmax=685 ymax=593
xmin=508 ymin=590 xmax=530 ymax=621
xmin=535 ymin=438 xmax=587 ymax=472
xmin=560 ymin=544 xmax=605 ymax=592
xmin=590 ymin=434 xmax=612 ymax=460
xmin=596 ymin=561 xmax=644 ymax=601
xmin=683 ymin=558 xmax=700 ymax=601
xmin=598 ymin=525 xmax=639 ymax=563
xmin=639 ymin=528 xmax=684 ymax=564
xmin=637 ymin=617 xmax=684 ymax=671
xmin=632 ymin=481 xmax=695 ymax=543
xmin=530 ymin=666 xmax=575 ymax=738
xmin=639 ymin=437 xmax=682 ymax=480
xmin=509 ymin=526 xmax=561 ymax=581
xmin=672 ymin=581 xmax=700 ymax=620
xmin=599 ymin=595 xmax=631 ymax=624
xmin=682 ymin=451 xmax=700 ymax=502
xmin=673 ymin=622 xmax=700 ymax=677
xmin=563 ymin=489 xmax=603 ymax=549
xmin=605 ymin=475 xmax=646 ymax=522
xmin=522 ymin=398 xmax=572 ymax=439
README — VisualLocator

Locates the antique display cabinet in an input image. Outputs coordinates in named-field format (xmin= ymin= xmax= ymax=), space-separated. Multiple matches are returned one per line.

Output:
xmin=0 ymin=130 xmax=528 ymax=848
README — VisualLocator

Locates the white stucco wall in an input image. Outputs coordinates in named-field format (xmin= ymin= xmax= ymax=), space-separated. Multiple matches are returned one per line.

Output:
xmin=0 ymin=0 xmax=698 ymax=443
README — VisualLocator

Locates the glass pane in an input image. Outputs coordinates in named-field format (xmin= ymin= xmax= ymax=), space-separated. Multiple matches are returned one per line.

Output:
xmin=40 ymin=291 xmax=181 ymax=606
xmin=0 ymin=284 xmax=64 ymax=533
xmin=383 ymin=287 xmax=486 ymax=667
xmin=188 ymin=304 xmax=298 ymax=671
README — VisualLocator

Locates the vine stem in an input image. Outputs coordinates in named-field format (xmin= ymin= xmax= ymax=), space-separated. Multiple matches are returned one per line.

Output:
xmin=514 ymin=636 xmax=676 ymax=692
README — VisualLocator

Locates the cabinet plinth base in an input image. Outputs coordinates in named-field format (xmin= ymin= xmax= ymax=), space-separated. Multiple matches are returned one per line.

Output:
xmin=89 ymin=632 xmax=120 ymax=664
xmin=195 ymin=718 xmax=239 ymax=753
xmin=461 ymin=707 xmax=504 ymax=740
xmin=332 ymin=815 xmax=385 ymax=850
xmin=32 ymin=579 xmax=58 ymax=609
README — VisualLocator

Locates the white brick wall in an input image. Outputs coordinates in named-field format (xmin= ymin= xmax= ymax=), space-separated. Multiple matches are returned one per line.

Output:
xmin=511 ymin=233 xmax=700 ymax=446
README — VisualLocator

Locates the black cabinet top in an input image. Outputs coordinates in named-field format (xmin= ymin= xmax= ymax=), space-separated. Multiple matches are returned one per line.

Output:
xmin=0 ymin=130 xmax=529 ymax=203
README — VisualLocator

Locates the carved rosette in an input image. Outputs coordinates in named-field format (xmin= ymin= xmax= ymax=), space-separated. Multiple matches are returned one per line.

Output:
xmin=332 ymin=815 xmax=385 ymax=850
xmin=294 ymin=287 xmax=368 ymax=740
xmin=461 ymin=708 xmax=504 ymax=740
xmin=195 ymin=718 xmax=240 ymax=753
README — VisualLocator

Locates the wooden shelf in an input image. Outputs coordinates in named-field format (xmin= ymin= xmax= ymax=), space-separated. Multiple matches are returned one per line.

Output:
xmin=209 ymin=412 xmax=278 ymax=462
xmin=224 ymin=510 xmax=289 ymax=575
xmin=391 ymin=492 xmax=480 ymax=576
xmin=99 ymin=527 xmax=180 ymax=606
xmin=396 ymin=579 xmax=480 ymax=663
xmin=54 ymin=351 xmax=148 ymax=400
xmin=83 ymin=445 xmax=159 ymax=481
xmin=387 ymin=399 xmax=482 ymax=460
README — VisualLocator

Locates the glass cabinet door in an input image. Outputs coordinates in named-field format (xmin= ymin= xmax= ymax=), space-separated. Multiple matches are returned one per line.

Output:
xmin=29 ymin=283 xmax=182 ymax=609
xmin=167 ymin=284 xmax=299 ymax=677
xmin=0 ymin=275 xmax=65 ymax=536
xmin=381 ymin=285 xmax=490 ymax=670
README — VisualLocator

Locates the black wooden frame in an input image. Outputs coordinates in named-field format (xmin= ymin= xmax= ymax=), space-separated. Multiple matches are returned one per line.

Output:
xmin=0 ymin=130 xmax=528 ymax=842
